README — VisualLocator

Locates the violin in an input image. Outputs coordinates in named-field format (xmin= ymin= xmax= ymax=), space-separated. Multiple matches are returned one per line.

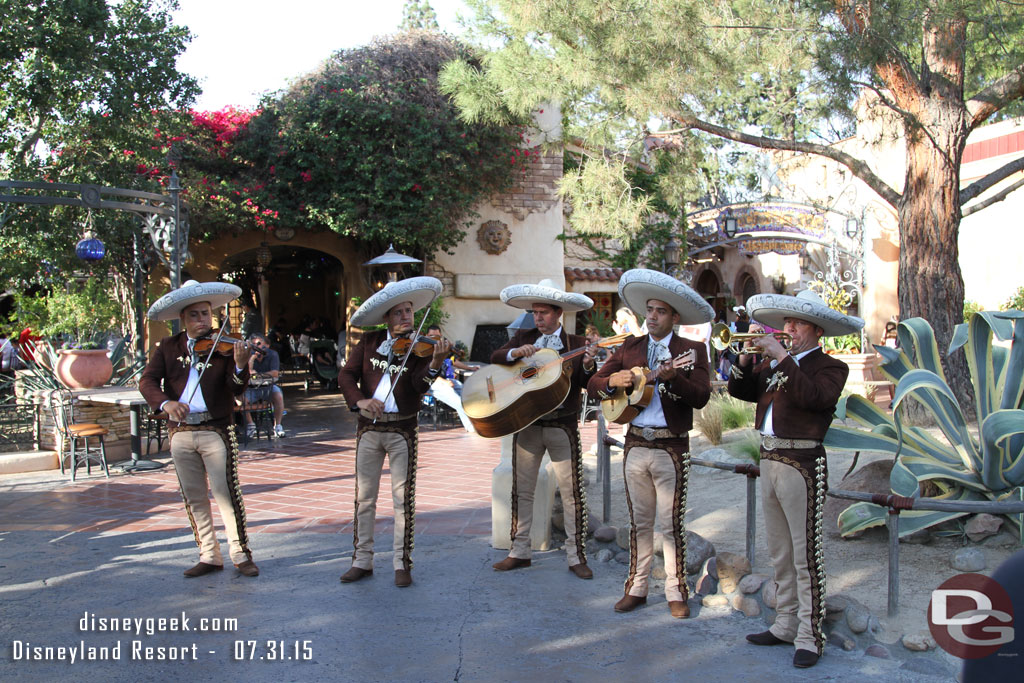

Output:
xmin=193 ymin=330 xmax=246 ymax=356
xmin=391 ymin=335 xmax=439 ymax=358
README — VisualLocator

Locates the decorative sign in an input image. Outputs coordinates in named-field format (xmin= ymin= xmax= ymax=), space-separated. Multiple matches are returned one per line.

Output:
xmin=688 ymin=203 xmax=825 ymax=257
xmin=738 ymin=238 xmax=806 ymax=256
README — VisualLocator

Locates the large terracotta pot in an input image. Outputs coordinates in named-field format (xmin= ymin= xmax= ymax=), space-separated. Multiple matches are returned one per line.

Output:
xmin=55 ymin=349 xmax=113 ymax=389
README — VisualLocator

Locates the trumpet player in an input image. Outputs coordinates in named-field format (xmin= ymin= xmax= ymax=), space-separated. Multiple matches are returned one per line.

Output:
xmin=727 ymin=290 xmax=863 ymax=669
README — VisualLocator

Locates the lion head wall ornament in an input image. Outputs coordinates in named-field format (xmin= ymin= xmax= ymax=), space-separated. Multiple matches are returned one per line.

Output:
xmin=477 ymin=220 xmax=511 ymax=255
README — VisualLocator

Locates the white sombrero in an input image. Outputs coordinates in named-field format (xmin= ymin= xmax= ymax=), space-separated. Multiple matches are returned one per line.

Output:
xmin=350 ymin=276 xmax=443 ymax=327
xmin=618 ymin=269 xmax=714 ymax=325
xmin=147 ymin=280 xmax=242 ymax=321
xmin=746 ymin=290 xmax=865 ymax=337
xmin=500 ymin=278 xmax=593 ymax=313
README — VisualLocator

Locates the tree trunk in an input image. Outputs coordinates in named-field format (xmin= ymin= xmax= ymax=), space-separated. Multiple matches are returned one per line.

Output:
xmin=897 ymin=111 xmax=974 ymax=419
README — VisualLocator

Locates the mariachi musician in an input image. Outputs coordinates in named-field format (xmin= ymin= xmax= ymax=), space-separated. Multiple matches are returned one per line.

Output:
xmin=337 ymin=276 xmax=449 ymax=588
xmin=489 ymin=278 xmax=597 ymax=580
xmin=588 ymin=269 xmax=713 ymax=618
xmin=729 ymin=290 xmax=863 ymax=669
xmin=139 ymin=280 xmax=259 ymax=578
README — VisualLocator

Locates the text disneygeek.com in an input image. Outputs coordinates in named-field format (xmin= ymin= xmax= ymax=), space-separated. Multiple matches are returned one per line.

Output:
xmin=9 ymin=612 xmax=313 ymax=663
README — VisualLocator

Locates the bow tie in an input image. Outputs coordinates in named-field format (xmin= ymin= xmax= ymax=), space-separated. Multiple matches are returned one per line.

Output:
xmin=647 ymin=340 xmax=671 ymax=369
xmin=376 ymin=337 xmax=397 ymax=357
xmin=537 ymin=333 xmax=563 ymax=351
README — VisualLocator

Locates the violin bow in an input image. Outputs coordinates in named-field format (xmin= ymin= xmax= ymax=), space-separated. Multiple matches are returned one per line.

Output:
xmin=375 ymin=293 xmax=438 ymax=422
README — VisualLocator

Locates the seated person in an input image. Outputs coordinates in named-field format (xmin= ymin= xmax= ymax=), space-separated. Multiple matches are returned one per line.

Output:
xmin=584 ymin=323 xmax=609 ymax=364
xmin=424 ymin=325 xmax=477 ymax=432
xmin=426 ymin=325 xmax=480 ymax=393
xmin=242 ymin=334 xmax=286 ymax=438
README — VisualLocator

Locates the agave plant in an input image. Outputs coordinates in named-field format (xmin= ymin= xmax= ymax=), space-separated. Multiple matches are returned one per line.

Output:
xmin=824 ymin=311 xmax=1024 ymax=539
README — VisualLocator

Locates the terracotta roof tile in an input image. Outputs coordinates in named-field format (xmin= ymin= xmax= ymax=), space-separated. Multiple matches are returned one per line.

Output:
xmin=564 ymin=266 xmax=623 ymax=284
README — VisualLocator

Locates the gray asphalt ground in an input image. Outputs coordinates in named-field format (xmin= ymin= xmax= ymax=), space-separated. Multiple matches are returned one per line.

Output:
xmin=1 ymin=528 xmax=957 ymax=682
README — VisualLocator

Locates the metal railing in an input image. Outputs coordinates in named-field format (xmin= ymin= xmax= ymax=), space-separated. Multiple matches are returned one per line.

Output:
xmin=827 ymin=488 xmax=1024 ymax=618
xmin=593 ymin=413 xmax=761 ymax=567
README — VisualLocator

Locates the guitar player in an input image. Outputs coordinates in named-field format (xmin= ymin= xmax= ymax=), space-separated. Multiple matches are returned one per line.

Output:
xmin=489 ymin=278 xmax=598 ymax=580
xmin=588 ymin=269 xmax=713 ymax=618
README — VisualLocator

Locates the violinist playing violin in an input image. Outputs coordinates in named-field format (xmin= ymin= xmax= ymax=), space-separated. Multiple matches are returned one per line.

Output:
xmin=140 ymin=280 xmax=259 ymax=579
xmin=338 ymin=277 xmax=447 ymax=588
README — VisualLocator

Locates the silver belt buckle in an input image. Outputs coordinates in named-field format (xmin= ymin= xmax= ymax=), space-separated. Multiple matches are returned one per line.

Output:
xmin=641 ymin=426 xmax=656 ymax=441
xmin=184 ymin=411 xmax=209 ymax=425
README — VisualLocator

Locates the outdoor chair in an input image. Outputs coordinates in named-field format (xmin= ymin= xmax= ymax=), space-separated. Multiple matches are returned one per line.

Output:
xmin=46 ymin=389 xmax=110 ymax=482
xmin=420 ymin=392 xmax=457 ymax=430
xmin=235 ymin=392 xmax=274 ymax=445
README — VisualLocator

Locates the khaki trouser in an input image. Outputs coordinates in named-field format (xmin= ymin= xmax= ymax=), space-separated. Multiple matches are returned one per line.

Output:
xmin=170 ymin=429 xmax=250 ymax=565
xmin=353 ymin=428 xmax=416 ymax=571
xmin=509 ymin=423 xmax=586 ymax=565
xmin=622 ymin=445 xmax=689 ymax=602
xmin=761 ymin=455 xmax=826 ymax=654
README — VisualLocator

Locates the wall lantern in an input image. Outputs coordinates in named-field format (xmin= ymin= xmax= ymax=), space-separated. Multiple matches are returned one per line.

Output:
xmin=723 ymin=216 xmax=738 ymax=239
xmin=845 ymin=217 xmax=861 ymax=239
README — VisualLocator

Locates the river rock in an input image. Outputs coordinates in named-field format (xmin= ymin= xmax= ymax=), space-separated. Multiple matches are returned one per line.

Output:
xmin=732 ymin=595 xmax=761 ymax=617
xmin=901 ymin=632 xmax=937 ymax=652
xmin=739 ymin=573 xmax=768 ymax=594
xmin=828 ymin=631 xmax=856 ymax=651
xmin=702 ymin=594 xmax=730 ymax=607
xmin=615 ymin=551 xmax=631 ymax=565
xmin=865 ymin=644 xmax=890 ymax=659
xmin=596 ymin=548 xmax=614 ymax=563
xmin=716 ymin=552 xmax=751 ymax=594
xmin=951 ymin=547 xmax=987 ymax=572
xmin=965 ymin=513 xmax=1003 ymax=542
xmin=685 ymin=532 xmax=715 ymax=575
xmin=593 ymin=525 xmax=617 ymax=543
xmin=900 ymin=528 xmax=932 ymax=545
xmin=695 ymin=573 xmax=717 ymax=596
xmin=616 ymin=525 xmax=631 ymax=551
xmin=846 ymin=605 xmax=870 ymax=634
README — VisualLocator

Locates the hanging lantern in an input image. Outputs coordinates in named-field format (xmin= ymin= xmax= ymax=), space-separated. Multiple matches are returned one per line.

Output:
xmin=75 ymin=210 xmax=105 ymax=261
xmin=255 ymin=242 xmax=272 ymax=273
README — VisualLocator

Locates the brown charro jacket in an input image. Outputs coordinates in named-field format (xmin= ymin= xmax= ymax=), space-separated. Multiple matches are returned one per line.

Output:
xmin=587 ymin=333 xmax=711 ymax=435
xmin=338 ymin=329 xmax=434 ymax=415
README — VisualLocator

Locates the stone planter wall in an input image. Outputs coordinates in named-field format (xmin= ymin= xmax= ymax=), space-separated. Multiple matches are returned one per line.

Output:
xmin=26 ymin=388 xmax=134 ymax=463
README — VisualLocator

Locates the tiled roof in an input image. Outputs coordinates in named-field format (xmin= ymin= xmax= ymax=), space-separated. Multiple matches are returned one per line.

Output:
xmin=564 ymin=266 xmax=624 ymax=284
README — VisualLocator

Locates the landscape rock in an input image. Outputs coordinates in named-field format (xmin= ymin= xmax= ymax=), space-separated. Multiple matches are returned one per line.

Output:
xmin=596 ymin=548 xmax=614 ymax=563
xmin=615 ymin=551 xmax=631 ymax=565
xmin=716 ymin=551 xmax=752 ymax=594
xmin=846 ymin=605 xmax=870 ymax=634
xmin=738 ymin=573 xmax=768 ymax=594
xmin=695 ymin=573 xmax=717 ymax=596
xmin=702 ymin=594 xmax=729 ymax=607
xmin=702 ymin=556 xmax=718 ymax=581
xmin=951 ymin=547 xmax=987 ymax=572
xmin=865 ymin=644 xmax=891 ymax=659
xmin=731 ymin=595 xmax=761 ymax=617
xmin=615 ymin=525 xmax=630 ymax=551
xmin=828 ymin=631 xmax=856 ymax=651
xmin=685 ymin=532 xmax=715 ymax=575
xmin=900 ymin=528 xmax=932 ymax=545
xmin=965 ymin=513 xmax=1003 ymax=542
xmin=593 ymin=525 xmax=617 ymax=543
xmin=823 ymin=460 xmax=893 ymax=539
xmin=901 ymin=632 xmax=936 ymax=652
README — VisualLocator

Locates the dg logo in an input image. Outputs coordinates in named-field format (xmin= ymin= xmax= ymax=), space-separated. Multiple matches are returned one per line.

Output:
xmin=928 ymin=573 xmax=1015 ymax=658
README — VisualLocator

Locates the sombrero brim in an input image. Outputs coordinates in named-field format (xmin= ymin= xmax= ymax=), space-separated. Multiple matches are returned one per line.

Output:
xmin=619 ymin=269 xmax=714 ymax=325
xmin=351 ymin=276 xmax=443 ymax=327
xmin=746 ymin=293 xmax=865 ymax=337
xmin=147 ymin=282 xmax=242 ymax=321
xmin=500 ymin=284 xmax=593 ymax=313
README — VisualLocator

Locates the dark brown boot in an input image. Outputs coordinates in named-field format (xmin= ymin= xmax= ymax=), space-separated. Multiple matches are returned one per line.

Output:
xmin=613 ymin=594 xmax=647 ymax=612
xmin=184 ymin=562 xmax=223 ymax=578
xmin=492 ymin=556 xmax=531 ymax=571
xmin=339 ymin=566 xmax=373 ymax=583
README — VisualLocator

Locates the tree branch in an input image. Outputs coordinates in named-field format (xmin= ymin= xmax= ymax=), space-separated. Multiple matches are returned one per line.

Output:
xmin=653 ymin=112 xmax=902 ymax=208
xmin=966 ymin=62 xmax=1024 ymax=129
xmin=959 ymin=156 xmax=1024 ymax=206
xmin=961 ymin=177 xmax=1024 ymax=218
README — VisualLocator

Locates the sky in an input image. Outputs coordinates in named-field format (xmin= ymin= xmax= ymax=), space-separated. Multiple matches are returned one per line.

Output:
xmin=171 ymin=0 xmax=471 ymax=111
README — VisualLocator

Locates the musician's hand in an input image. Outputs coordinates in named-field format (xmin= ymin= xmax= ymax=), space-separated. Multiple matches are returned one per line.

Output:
xmin=512 ymin=344 xmax=538 ymax=359
xmin=654 ymin=362 xmax=679 ymax=382
xmin=233 ymin=340 xmax=251 ymax=368
xmin=165 ymin=401 xmax=189 ymax=422
xmin=757 ymin=333 xmax=788 ymax=362
xmin=431 ymin=337 xmax=452 ymax=366
xmin=738 ymin=324 xmax=764 ymax=367
xmin=356 ymin=398 xmax=385 ymax=419
xmin=608 ymin=369 xmax=635 ymax=390
xmin=582 ymin=344 xmax=597 ymax=371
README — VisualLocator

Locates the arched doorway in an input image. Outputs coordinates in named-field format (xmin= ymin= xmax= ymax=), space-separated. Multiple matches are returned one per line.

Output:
xmin=694 ymin=269 xmax=723 ymax=319
xmin=221 ymin=246 xmax=345 ymax=339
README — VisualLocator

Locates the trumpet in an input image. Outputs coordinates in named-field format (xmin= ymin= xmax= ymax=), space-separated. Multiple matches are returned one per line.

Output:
xmin=710 ymin=323 xmax=792 ymax=355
